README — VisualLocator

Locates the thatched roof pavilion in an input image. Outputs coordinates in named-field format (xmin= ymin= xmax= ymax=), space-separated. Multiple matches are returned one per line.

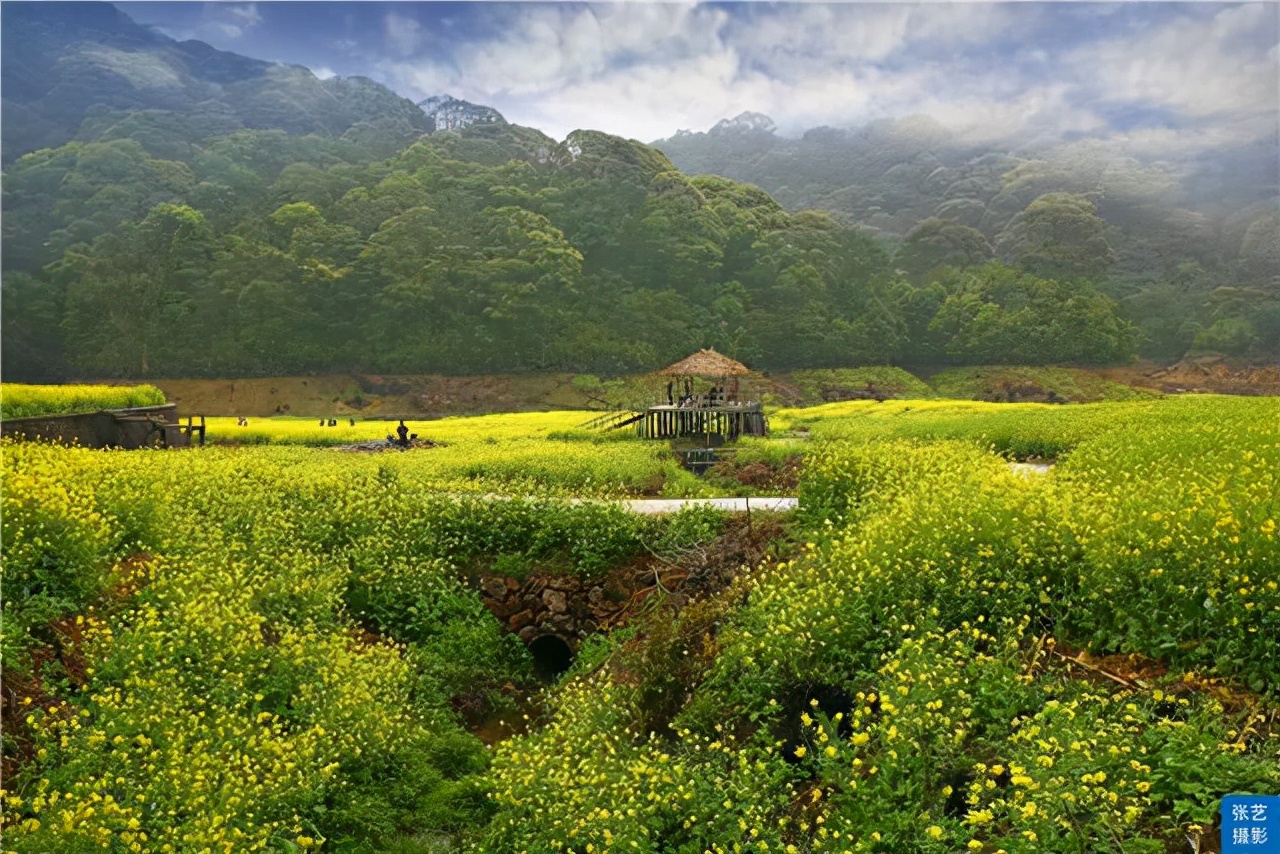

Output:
xmin=635 ymin=348 xmax=764 ymax=441
xmin=658 ymin=348 xmax=749 ymax=378
xmin=584 ymin=347 xmax=764 ymax=442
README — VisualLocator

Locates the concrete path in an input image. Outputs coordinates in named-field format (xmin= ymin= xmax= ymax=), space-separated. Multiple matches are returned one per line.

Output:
xmin=1009 ymin=462 xmax=1053 ymax=476
xmin=610 ymin=461 xmax=1050 ymax=514
xmin=618 ymin=496 xmax=798 ymax=515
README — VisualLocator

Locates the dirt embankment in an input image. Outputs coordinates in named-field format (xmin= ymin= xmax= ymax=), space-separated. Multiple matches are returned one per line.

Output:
xmin=149 ymin=373 xmax=592 ymax=418
xmin=1099 ymin=356 xmax=1280 ymax=397
xmin=140 ymin=358 xmax=1278 ymax=419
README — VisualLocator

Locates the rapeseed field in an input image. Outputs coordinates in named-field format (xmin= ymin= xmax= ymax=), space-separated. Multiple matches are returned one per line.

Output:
xmin=2 ymin=395 xmax=1276 ymax=852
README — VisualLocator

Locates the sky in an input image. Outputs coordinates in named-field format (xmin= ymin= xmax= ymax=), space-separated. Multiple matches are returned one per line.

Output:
xmin=114 ymin=1 xmax=1280 ymax=150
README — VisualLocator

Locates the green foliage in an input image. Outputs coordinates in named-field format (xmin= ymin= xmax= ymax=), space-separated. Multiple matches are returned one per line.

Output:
xmin=927 ymin=263 xmax=1137 ymax=365
xmin=3 ymin=396 xmax=1276 ymax=853
xmin=996 ymin=192 xmax=1116 ymax=280
xmin=895 ymin=217 xmax=994 ymax=284
xmin=4 ymin=117 xmax=1173 ymax=381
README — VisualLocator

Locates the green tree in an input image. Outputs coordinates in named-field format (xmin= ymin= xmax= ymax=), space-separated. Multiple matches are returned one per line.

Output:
xmin=895 ymin=217 xmax=994 ymax=284
xmin=995 ymin=193 xmax=1115 ymax=280
xmin=60 ymin=204 xmax=214 ymax=375
xmin=929 ymin=263 xmax=1136 ymax=364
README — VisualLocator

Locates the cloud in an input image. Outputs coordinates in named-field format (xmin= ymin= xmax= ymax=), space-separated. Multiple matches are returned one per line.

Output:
xmin=367 ymin=1 xmax=1276 ymax=155
xmin=1066 ymin=3 xmax=1277 ymax=123
xmin=204 ymin=3 xmax=261 ymax=40
xmin=384 ymin=12 xmax=423 ymax=58
xmin=310 ymin=66 xmax=337 ymax=81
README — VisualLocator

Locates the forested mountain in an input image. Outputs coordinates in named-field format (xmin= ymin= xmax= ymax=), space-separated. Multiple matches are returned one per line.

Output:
xmin=2 ymin=3 xmax=1276 ymax=382
xmin=0 ymin=2 xmax=431 ymax=165
xmin=654 ymin=112 xmax=1277 ymax=252
xmin=655 ymin=114 xmax=1280 ymax=362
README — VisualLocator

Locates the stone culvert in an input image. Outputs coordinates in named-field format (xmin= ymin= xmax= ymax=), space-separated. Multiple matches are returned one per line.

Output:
xmin=474 ymin=571 xmax=649 ymax=679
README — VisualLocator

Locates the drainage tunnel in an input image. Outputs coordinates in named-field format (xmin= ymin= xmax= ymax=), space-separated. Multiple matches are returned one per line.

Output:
xmin=529 ymin=634 xmax=574 ymax=681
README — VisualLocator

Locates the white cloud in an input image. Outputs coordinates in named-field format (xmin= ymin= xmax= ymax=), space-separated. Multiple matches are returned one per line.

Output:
xmin=385 ymin=12 xmax=423 ymax=58
xmin=204 ymin=3 xmax=261 ymax=39
xmin=369 ymin=1 xmax=1275 ymax=154
xmin=1066 ymin=4 xmax=1277 ymax=121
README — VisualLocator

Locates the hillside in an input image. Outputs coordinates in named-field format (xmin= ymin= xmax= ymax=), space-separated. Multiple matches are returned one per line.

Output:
xmin=653 ymin=112 xmax=1278 ymax=266
xmin=0 ymin=1 xmax=431 ymax=165
xmin=3 ymin=4 xmax=1276 ymax=386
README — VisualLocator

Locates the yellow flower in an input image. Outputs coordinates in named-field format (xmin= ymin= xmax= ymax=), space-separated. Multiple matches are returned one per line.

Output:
xmin=926 ymin=825 xmax=943 ymax=839
xmin=966 ymin=809 xmax=994 ymax=826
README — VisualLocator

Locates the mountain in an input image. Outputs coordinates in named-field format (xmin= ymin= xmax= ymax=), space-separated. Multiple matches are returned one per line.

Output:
xmin=418 ymin=94 xmax=506 ymax=132
xmin=653 ymin=113 xmax=1279 ymax=280
xmin=708 ymin=112 xmax=776 ymax=136
xmin=0 ymin=1 xmax=431 ymax=164
xmin=654 ymin=114 xmax=988 ymax=238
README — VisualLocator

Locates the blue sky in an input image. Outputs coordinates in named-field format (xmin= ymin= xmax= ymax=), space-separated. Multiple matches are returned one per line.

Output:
xmin=115 ymin=2 xmax=1279 ymax=150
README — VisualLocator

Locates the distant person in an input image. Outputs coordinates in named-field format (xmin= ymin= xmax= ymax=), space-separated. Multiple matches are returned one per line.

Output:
xmin=237 ymin=416 xmax=248 ymax=427
xmin=349 ymin=417 xmax=356 ymax=426
xmin=396 ymin=420 xmax=409 ymax=446
xmin=666 ymin=381 xmax=674 ymax=406
xmin=328 ymin=418 xmax=337 ymax=427
xmin=319 ymin=418 xmax=325 ymax=426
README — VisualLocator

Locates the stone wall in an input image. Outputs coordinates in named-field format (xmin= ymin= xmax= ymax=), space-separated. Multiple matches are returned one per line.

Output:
xmin=474 ymin=571 xmax=637 ymax=651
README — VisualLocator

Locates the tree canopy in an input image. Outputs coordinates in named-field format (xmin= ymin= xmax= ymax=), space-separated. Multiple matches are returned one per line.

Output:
xmin=6 ymin=114 xmax=1273 ymax=381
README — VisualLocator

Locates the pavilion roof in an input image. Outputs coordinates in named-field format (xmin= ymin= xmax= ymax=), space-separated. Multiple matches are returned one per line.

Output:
xmin=657 ymin=348 xmax=750 ymax=378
